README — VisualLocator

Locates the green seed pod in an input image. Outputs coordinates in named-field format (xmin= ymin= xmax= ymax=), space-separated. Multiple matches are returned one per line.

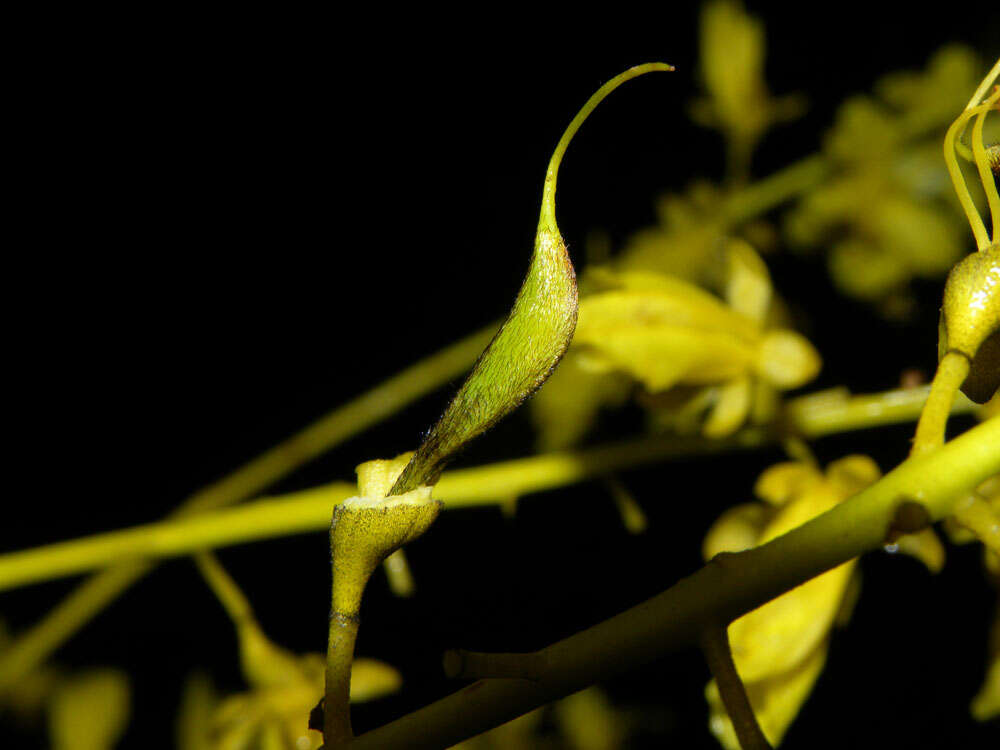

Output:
xmin=390 ymin=63 xmax=673 ymax=494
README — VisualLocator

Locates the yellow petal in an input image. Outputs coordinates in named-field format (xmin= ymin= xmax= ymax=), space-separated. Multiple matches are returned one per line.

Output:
xmin=753 ymin=462 xmax=821 ymax=506
xmin=971 ymin=653 xmax=1000 ymax=721
xmin=578 ymin=284 xmax=754 ymax=340
xmin=824 ymin=454 xmax=882 ymax=496
xmin=176 ymin=673 xmax=215 ymax=750
xmin=888 ymin=528 xmax=946 ymax=574
xmin=530 ymin=350 xmax=631 ymax=451
xmin=554 ymin=687 xmax=628 ymax=750
xmin=575 ymin=324 xmax=752 ymax=392
xmin=730 ymin=559 xmax=854 ymax=682
xmin=725 ymin=240 xmax=772 ymax=324
xmin=971 ymin=603 xmax=1000 ymax=721
xmin=382 ymin=549 xmax=416 ymax=598
xmin=698 ymin=0 xmax=766 ymax=133
xmin=729 ymin=482 xmax=854 ymax=681
xmin=49 ymin=669 xmax=130 ymax=750
xmin=703 ymin=377 xmax=753 ymax=437
xmin=755 ymin=330 xmax=822 ymax=389
xmin=238 ymin=620 xmax=306 ymax=689
xmin=258 ymin=722 xmax=288 ymax=750
xmin=702 ymin=502 xmax=772 ymax=560
xmin=350 ymin=659 xmax=403 ymax=703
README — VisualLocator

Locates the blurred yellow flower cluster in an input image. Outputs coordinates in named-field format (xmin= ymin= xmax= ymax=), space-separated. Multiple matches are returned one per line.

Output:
xmin=0 ymin=621 xmax=130 ymax=750
xmin=942 ymin=473 xmax=1000 ymax=723
xmin=615 ymin=181 xmax=732 ymax=283
xmin=177 ymin=655 xmax=399 ymax=750
xmin=689 ymin=0 xmax=804 ymax=179
xmin=533 ymin=242 xmax=819 ymax=447
xmin=784 ymin=46 xmax=983 ymax=312
xmin=177 ymin=553 xmax=401 ymax=749
xmin=702 ymin=456 xmax=881 ymax=748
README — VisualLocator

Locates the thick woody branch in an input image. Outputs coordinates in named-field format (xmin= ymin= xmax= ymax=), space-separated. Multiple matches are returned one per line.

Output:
xmin=349 ymin=417 xmax=1000 ymax=749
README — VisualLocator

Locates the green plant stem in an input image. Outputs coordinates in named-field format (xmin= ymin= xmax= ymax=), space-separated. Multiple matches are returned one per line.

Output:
xmin=0 ymin=387 xmax=982 ymax=594
xmin=0 ymin=325 xmax=496 ymax=695
xmin=194 ymin=552 xmax=254 ymax=625
xmin=325 ymin=613 xmax=359 ymax=746
xmin=0 ymin=436 xmax=755 ymax=593
xmin=721 ymin=154 xmax=829 ymax=225
xmin=349 ymin=416 xmax=1000 ymax=750
xmin=911 ymin=352 xmax=971 ymax=455
xmin=785 ymin=384 xmax=977 ymax=438
xmin=701 ymin=625 xmax=772 ymax=750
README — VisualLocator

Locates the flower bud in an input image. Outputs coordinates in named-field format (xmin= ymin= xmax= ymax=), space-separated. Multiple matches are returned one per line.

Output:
xmin=939 ymin=244 xmax=1000 ymax=403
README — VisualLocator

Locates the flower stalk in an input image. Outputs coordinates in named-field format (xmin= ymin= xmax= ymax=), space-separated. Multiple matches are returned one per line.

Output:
xmin=701 ymin=625 xmax=772 ymax=750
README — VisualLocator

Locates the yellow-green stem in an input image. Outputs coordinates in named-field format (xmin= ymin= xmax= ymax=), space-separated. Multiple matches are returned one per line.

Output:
xmin=0 ymin=324 xmax=495 ymax=694
xmin=971 ymin=89 xmax=1000 ymax=242
xmin=722 ymin=154 xmax=828 ymax=226
xmin=944 ymin=102 xmax=994 ymax=249
xmin=0 ymin=387 xmax=984 ymax=594
xmin=194 ymin=552 xmax=253 ymax=624
xmin=784 ymin=384 xmax=976 ymax=438
xmin=325 ymin=612 xmax=359 ymax=746
xmin=911 ymin=351 xmax=971 ymax=455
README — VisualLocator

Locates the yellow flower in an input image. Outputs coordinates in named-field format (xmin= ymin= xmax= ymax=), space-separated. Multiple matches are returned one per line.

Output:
xmin=184 ymin=551 xmax=402 ymax=749
xmin=689 ymin=0 xmax=804 ymax=176
xmin=784 ymin=46 xmax=981 ymax=310
xmin=616 ymin=181 xmax=731 ymax=282
xmin=703 ymin=456 xmax=881 ymax=748
xmin=565 ymin=242 xmax=819 ymax=438
xmin=176 ymin=653 xmax=401 ymax=749
xmin=530 ymin=350 xmax=631 ymax=451
xmin=0 ymin=621 xmax=131 ymax=749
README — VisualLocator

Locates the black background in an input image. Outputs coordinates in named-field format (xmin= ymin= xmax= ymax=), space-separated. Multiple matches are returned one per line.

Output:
xmin=5 ymin=3 xmax=1000 ymax=748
